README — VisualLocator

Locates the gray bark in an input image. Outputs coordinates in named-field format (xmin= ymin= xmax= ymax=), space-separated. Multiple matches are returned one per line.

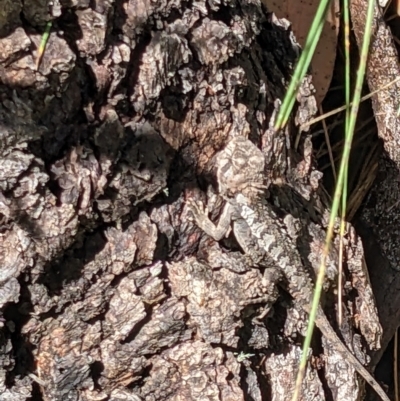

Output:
xmin=0 ymin=1 xmax=389 ymax=400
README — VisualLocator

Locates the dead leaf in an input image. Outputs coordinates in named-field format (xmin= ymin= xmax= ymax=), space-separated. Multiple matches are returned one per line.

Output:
xmin=263 ymin=0 xmax=340 ymax=106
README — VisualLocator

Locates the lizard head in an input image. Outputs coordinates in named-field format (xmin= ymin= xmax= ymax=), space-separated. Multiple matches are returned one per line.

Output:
xmin=215 ymin=136 xmax=267 ymax=200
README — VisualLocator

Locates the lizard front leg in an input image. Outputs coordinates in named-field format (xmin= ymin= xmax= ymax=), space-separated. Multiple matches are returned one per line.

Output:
xmin=187 ymin=199 xmax=233 ymax=241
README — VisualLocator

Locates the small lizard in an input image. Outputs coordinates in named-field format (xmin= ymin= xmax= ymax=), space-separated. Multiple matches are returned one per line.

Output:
xmin=188 ymin=135 xmax=390 ymax=401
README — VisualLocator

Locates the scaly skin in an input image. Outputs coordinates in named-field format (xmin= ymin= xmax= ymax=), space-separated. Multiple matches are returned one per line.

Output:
xmin=188 ymin=136 xmax=390 ymax=401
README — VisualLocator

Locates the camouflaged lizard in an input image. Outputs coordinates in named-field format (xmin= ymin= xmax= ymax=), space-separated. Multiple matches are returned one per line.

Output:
xmin=188 ymin=135 xmax=390 ymax=401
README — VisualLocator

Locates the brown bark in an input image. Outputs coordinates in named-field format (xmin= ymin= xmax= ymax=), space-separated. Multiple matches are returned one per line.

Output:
xmin=350 ymin=0 xmax=400 ymax=374
xmin=0 ymin=1 xmax=389 ymax=401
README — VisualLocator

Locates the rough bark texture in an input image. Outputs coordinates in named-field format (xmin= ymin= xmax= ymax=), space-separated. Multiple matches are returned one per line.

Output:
xmin=351 ymin=0 xmax=400 ymax=374
xmin=0 ymin=1 xmax=390 ymax=401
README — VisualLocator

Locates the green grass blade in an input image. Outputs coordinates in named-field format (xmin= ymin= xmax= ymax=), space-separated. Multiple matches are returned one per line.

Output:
xmin=291 ymin=0 xmax=375 ymax=400
xmin=274 ymin=0 xmax=330 ymax=131
xmin=36 ymin=21 xmax=52 ymax=70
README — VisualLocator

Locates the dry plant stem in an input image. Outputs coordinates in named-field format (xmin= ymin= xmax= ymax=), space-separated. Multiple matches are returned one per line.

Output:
xmin=320 ymin=104 xmax=337 ymax=181
xmin=301 ymin=76 xmax=400 ymax=130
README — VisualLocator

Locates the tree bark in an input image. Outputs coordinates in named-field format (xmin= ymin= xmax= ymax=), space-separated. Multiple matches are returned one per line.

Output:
xmin=0 ymin=1 xmax=388 ymax=401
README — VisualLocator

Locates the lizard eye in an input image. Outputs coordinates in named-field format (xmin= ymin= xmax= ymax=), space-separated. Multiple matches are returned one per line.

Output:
xmin=247 ymin=154 xmax=264 ymax=171
xmin=231 ymin=150 xmax=247 ymax=169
